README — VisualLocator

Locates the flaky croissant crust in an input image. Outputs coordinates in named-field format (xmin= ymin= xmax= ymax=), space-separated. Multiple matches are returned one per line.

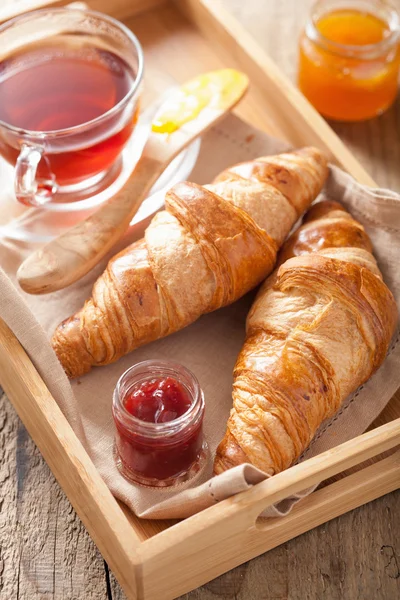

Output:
xmin=214 ymin=201 xmax=398 ymax=475
xmin=53 ymin=147 xmax=328 ymax=378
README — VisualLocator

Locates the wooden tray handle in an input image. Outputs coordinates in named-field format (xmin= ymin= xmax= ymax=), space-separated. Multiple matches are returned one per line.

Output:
xmin=244 ymin=421 xmax=400 ymax=523
xmin=143 ymin=424 xmax=400 ymax=577
xmin=209 ymin=419 xmax=400 ymax=531
xmin=254 ymin=447 xmax=400 ymax=532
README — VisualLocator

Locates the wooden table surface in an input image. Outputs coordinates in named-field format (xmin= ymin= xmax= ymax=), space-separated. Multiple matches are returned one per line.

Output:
xmin=1 ymin=1 xmax=400 ymax=599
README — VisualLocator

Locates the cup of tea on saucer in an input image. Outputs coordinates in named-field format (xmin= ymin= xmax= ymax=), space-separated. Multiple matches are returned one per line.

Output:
xmin=0 ymin=7 xmax=144 ymax=209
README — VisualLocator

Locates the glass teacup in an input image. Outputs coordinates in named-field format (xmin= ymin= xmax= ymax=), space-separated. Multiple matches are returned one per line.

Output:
xmin=0 ymin=7 xmax=144 ymax=207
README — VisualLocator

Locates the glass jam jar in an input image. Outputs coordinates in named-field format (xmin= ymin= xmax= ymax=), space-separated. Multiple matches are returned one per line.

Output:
xmin=112 ymin=360 xmax=207 ymax=487
xmin=298 ymin=0 xmax=400 ymax=121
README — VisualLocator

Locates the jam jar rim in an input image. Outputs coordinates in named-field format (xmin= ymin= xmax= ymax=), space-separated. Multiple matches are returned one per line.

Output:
xmin=112 ymin=359 xmax=205 ymax=438
xmin=305 ymin=0 xmax=400 ymax=60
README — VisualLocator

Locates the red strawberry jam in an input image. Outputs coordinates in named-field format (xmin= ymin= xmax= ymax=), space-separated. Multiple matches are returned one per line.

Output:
xmin=112 ymin=362 xmax=206 ymax=487
xmin=124 ymin=377 xmax=192 ymax=423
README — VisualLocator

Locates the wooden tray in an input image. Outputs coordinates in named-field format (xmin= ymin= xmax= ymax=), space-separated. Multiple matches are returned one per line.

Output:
xmin=0 ymin=1 xmax=399 ymax=599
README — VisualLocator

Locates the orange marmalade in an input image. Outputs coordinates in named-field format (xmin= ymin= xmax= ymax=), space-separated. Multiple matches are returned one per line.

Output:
xmin=298 ymin=1 xmax=400 ymax=121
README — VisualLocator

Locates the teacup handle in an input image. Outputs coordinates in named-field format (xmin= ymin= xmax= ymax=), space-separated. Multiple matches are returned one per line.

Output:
xmin=15 ymin=144 xmax=57 ymax=207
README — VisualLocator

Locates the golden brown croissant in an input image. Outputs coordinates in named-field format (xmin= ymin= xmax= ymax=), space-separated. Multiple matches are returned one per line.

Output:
xmin=214 ymin=200 xmax=398 ymax=475
xmin=52 ymin=147 xmax=328 ymax=378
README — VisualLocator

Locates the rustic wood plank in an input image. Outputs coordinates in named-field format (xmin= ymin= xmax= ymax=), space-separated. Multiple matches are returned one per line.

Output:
xmin=0 ymin=390 xmax=109 ymax=600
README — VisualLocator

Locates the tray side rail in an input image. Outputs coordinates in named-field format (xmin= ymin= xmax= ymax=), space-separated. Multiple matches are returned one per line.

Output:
xmin=0 ymin=317 xmax=144 ymax=600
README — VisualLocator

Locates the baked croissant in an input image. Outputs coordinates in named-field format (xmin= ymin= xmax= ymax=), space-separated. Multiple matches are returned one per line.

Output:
xmin=52 ymin=147 xmax=328 ymax=378
xmin=214 ymin=200 xmax=398 ymax=475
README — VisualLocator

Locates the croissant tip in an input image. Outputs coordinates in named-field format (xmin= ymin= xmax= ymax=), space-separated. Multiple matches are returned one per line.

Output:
xmin=52 ymin=315 xmax=93 ymax=379
xmin=213 ymin=453 xmax=238 ymax=476
xmin=213 ymin=431 xmax=249 ymax=474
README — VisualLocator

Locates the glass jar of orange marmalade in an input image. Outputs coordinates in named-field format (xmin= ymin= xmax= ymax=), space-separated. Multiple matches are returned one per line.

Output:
xmin=298 ymin=0 xmax=400 ymax=121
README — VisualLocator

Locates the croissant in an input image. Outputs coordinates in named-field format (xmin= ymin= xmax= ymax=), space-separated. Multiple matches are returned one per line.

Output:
xmin=214 ymin=200 xmax=398 ymax=475
xmin=52 ymin=147 xmax=328 ymax=378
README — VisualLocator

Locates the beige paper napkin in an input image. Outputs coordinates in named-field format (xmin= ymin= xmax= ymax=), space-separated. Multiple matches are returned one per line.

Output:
xmin=1 ymin=114 xmax=399 ymax=519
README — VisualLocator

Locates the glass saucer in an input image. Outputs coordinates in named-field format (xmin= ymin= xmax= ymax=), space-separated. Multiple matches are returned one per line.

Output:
xmin=0 ymin=120 xmax=201 ymax=243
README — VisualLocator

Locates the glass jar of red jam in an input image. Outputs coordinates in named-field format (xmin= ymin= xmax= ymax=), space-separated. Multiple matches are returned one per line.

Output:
xmin=112 ymin=360 xmax=207 ymax=487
